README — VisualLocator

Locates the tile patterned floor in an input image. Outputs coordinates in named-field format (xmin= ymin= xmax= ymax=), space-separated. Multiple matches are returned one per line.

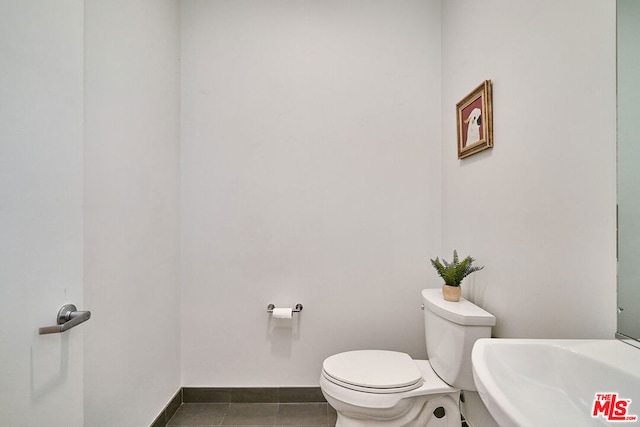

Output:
xmin=167 ymin=402 xmax=337 ymax=426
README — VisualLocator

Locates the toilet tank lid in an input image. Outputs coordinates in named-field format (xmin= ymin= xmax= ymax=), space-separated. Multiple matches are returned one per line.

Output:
xmin=422 ymin=288 xmax=496 ymax=326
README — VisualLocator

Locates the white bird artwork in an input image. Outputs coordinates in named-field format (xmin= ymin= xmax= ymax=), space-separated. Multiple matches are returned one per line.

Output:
xmin=464 ymin=107 xmax=482 ymax=146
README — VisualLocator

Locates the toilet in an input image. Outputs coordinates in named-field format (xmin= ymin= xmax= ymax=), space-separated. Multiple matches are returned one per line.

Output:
xmin=320 ymin=288 xmax=496 ymax=427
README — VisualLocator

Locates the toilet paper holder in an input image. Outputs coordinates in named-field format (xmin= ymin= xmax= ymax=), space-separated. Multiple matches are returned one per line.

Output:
xmin=267 ymin=303 xmax=303 ymax=313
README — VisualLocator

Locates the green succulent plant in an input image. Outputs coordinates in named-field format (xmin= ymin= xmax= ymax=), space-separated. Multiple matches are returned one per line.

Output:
xmin=430 ymin=250 xmax=484 ymax=287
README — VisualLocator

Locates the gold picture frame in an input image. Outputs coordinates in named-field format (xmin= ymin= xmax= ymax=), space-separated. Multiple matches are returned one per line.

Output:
xmin=456 ymin=80 xmax=493 ymax=159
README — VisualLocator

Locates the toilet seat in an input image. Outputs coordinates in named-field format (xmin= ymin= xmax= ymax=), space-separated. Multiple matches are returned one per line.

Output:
xmin=320 ymin=359 xmax=460 ymax=415
xmin=322 ymin=350 xmax=423 ymax=394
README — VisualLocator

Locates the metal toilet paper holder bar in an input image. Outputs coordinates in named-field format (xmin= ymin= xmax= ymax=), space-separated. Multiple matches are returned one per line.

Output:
xmin=267 ymin=303 xmax=303 ymax=313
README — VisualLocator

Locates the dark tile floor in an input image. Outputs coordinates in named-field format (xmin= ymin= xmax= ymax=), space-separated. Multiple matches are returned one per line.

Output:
xmin=167 ymin=402 xmax=337 ymax=426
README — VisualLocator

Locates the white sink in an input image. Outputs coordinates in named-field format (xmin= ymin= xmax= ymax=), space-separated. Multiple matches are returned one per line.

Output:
xmin=472 ymin=339 xmax=640 ymax=427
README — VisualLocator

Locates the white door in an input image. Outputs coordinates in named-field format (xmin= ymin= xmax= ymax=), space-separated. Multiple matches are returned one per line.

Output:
xmin=0 ymin=1 xmax=86 ymax=426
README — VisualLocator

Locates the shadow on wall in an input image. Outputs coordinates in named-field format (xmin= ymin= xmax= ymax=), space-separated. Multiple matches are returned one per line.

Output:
xmin=266 ymin=309 xmax=302 ymax=359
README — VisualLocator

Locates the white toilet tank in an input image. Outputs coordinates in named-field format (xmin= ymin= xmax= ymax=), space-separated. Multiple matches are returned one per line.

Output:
xmin=422 ymin=288 xmax=495 ymax=391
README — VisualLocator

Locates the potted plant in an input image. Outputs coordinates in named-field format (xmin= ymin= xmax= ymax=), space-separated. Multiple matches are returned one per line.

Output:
xmin=430 ymin=250 xmax=484 ymax=302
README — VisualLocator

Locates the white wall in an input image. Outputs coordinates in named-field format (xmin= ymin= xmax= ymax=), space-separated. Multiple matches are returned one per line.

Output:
xmin=0 ymin=1 xmax=85 ymax=426
xmin=83 ymin=1 xmax=181 ymax=425
xmin=440 ymin=0 xmax=617 ymax=338
xmin=180 ymin=0 xmax=442 ymax=386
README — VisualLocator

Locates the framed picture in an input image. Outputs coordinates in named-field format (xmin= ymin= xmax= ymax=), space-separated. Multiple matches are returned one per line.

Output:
xmin=456 ymin=80 xmax=493 ymax=159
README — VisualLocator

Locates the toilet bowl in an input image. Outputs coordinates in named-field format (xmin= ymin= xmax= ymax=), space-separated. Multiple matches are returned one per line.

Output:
xmin=319 ymin=289 xmax=496 ymax=427
xmin=320 ymin=351 xmax=460 ymax=426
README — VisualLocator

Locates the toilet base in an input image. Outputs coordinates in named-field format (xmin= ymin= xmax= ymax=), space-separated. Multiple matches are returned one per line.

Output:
xmin=331 ymin=393 xmax=461 ymax=427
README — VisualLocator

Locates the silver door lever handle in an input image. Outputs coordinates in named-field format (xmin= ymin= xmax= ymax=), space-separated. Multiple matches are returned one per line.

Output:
xmin=39 ymin=304 xmax=91 ymax=335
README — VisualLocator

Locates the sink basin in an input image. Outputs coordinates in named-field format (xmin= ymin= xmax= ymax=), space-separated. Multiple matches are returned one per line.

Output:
xmin=472 ymin=339 xmax=640 ymax=426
